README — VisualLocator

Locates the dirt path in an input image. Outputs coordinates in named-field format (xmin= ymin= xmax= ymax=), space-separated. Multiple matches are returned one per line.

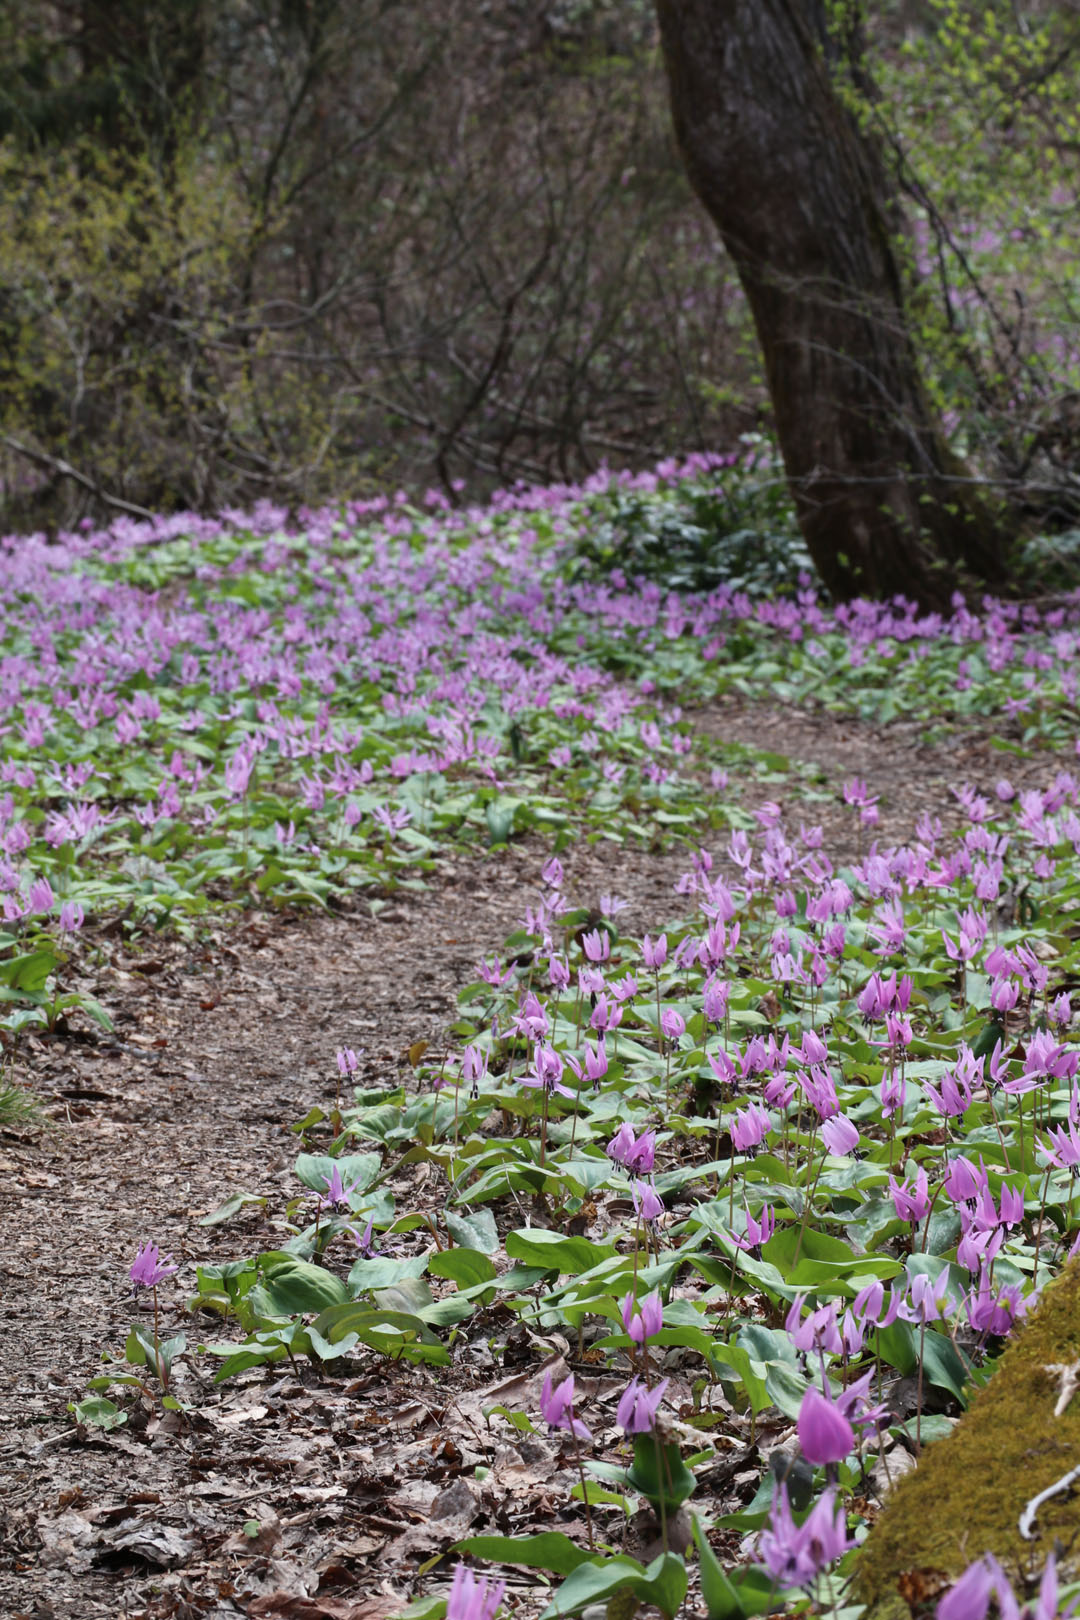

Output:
xmin=0 ymin=702 xmax=1065 ymax=1620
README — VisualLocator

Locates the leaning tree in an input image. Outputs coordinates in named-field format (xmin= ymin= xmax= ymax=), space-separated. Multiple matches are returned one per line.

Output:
xmin=654 ymin=0 xmax=1012 ymax=607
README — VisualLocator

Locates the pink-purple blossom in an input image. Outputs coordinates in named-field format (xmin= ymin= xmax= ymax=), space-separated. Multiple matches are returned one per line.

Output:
xmin=447 ymin=1562 xmax=506 ymax=1620
xmin=540 ymin=1371 xmax=592 ymax=1442
xmin=617 ymin=1376 xmax=667 ymax=1434
xmin=130 ymin=1241 xmax=179 ymax=1292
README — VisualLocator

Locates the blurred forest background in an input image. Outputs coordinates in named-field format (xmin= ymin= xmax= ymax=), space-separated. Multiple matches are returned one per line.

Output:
xmin=1 ymin=0 xmax=1079 ymax=534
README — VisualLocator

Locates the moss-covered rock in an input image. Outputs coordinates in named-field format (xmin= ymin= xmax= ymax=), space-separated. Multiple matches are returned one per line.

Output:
xmin=855 ymin=1262 xmax=1080 ymax=1611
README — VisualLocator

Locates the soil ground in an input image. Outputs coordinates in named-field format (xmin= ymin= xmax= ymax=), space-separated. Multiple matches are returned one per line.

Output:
xmin=0 ymin=699 xmax=1062 ymax=1620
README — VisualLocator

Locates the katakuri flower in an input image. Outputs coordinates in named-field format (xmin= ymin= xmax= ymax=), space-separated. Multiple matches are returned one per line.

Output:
xmin=540 ymin=1371 xmax=592 ymax=1442
xmin=130 ymin=1241 xmax=179 ymax=1292
xmin=631 ymin=1179 xmax=664 ymax=1222
xmin=888 ymin=1164 xmax=930 ymax=1224
xmin=758 ymin=1484 xmax=852 ymax=1588
xmin=446 ymin=1561 xmax=506 ymax=1620
xmin=316 ymin=1163 xmax=359 ymax=1212
xmin=797 ymin=1385 xmax=855 ymax=1466
xmin=731 ymin=1203 xmax=776 ymax=1252
xmin=617 ymin=1376 xmax=668 ymax=1434
xmin=620 ymin=1289 xmax=663 ymax=1344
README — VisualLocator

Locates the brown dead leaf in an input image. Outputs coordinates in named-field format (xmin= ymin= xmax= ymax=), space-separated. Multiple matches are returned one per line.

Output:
xmin=247 ymin=1595 xmax=387 ymax=1619
xmin=392 ymin=1477 xmax=481 ymax=1560
xmin=36 ymin=1508 xmax=97 ymax=1571
xmin=101 ymin=1521 xmax=198 ymax=1568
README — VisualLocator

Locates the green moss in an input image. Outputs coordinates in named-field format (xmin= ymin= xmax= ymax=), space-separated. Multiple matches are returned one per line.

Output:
xmin=855 ymin=1262 xmax=1080 ymax=1609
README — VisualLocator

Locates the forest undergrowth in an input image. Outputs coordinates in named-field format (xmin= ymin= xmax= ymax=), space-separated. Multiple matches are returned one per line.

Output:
xmin=4 ymin=457 xmax=1080 ymax=1619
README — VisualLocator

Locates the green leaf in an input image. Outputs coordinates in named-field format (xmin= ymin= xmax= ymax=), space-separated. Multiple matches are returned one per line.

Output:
xmin=452 ymin=1532 xmax=592 ymax=1575
xmin=294 ymin=1151 xmax=382 ymax=1196
xmin=504 ymin=1228 xmax=616 ymax=1273
xmin=627 ymin=1435 xmax=697 ymax=1515
xmin=538 ymin=1552 xmax=688 ymax=1620
xmin=919 ymin=1329 xmax=971 ymax=1405
xmin=373 ymin=1278 xmax=435 ymax=1314
xmin=198 ymin=1192 xmax=267 ymax=1227
xmin=387 ymin=1598 xmax=446 ymax=1620
xmin=427 ymin=1249 xmax=497 ymax=1287
xmin=761 ymin=1226 xmax=850 ymax=1267
xmin=309 ymin=1301 xmax=449 ymax=1365
xmin=0 ymin=948 xmax=59 ymax=992
xmin=693 ymin=1514 xmax=743 ymax=1620
xmin=484 ymin=1404 xmax=538 ymax=1436
xmin=69 ymin=1396 xmax=127 ymax=1430
xmin=874 ymin=1319 xmax=918 ymax=1377
xmin=446 ymin=1206 xmax=507 ymax=1253
xmin=347 ymin=1255 xmax=429 ymax=1294
xmin=253 ymin=1253 xmax=350 ymax=1315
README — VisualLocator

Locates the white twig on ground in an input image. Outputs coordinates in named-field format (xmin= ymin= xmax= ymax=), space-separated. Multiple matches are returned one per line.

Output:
xmin=1019 ymin=1462 xmax=1080 ymax=1541
xmin=1042 ymin=1358 xmax=1080 ymax=1418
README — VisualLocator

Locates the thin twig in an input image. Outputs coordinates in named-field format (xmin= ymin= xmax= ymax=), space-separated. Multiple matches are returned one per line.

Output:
xmin=1019 ymin=1462 xmax=1080 ymax=1540
xmin=1 ymin=433 xmax=155 ymax=520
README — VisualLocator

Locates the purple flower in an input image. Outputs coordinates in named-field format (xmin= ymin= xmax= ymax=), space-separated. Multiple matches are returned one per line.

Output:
xmin=879 ymin=1068 xmax=907 ymax=1120
xmin=130 ymin=1241 xmax=179 ymax=1292
xmin=730 ymin=1101 xmax=773 ymax=1152
xmin=27 ymin=876 xmax=54 ymax=914
xmin=520 ymin=1043 xmax=574 ymax=1098
xmin=1019 ymin=1029 xmax=1078 ymax=1087
xmin=620 ymin=1289 xmax=663 ymax=1344
xmin=617 ymin=1376 xmax=667 ymax=1434
xmin=642 ymin=933 xmax=668 ymax=970
xmin=625 ymin=1129 xmax=656 ymax=1175
xmin=852 ymin=1280 xmax=900 ymax=1329
xmin=758 ymin=1484 xmax=852 ymax=1589
xmin=786 ymin=1294 xmax=843 ymax=1357
xmin=821 ymin=1113 xmax=859 ymax=1156
xmin=548 ymin=953 xmax=571 ymax=990
xmin=447 ymin=1561 xmax=506 ymax=1620
xmin=631 ymin=1179 xmax=664 ymax=1222
xmin=224 ymin=743 xmax=255 ymax=798
xmin=965 ymin=1267 xmax=1030 ymax=1338
xmin=58 ymin=899 xmax=85 ymax=933
xmin=317 ymin=1163 xmax=359 ymax=1212
xmin=590 ymin=993 xmax=623 ymax=1035
xmin=566 ymin=1038 xmax=608 ymax=1092
xmin=351 ymin=1220 xmax=376 ymax=1258
xmin=937 ymin=1554 xmax=1019 ymax=1620
xmin=581 ymin=928 xmax=610 ymax=964
xmin=923 ymin=1057 xmax=977 ymax=1119
xmin=889 ymin=1164 xmax=930 ymax=1223
xmin=1028 ymin=1553 xmax=1078 ymax=1620
xmin=836 ymin=1369 xmax=889 ymax=1436
xmin=542 ymin=856 xmax=564 ymax=889
xmin=898 ymin=1270 xmax=955 ymax=1326
xmin=606 ymin=1122 xmax=637 ymax=1165
xmin=336 ymin=1047 xmax=359 ymax=1077
xmin=660 ymin=1006 xmax=686 ymax=1043
xmin=462 ymin=1044 xmax=489 ymax=1096
xmin=703 ymin=976 xmax=729 ymax=1022
xmin=797 ymin=1385 xmax=855 ymax=1466
xmin=943 ymin=1155 xmax=986 ymax=1204
xmin=732 ymin=1203 xmax=776 ymax=1252
xmin=1041 ymin=1120 xmax=1080 ymax=1170
xmin=540 ymin=1371 xmax=592 ymax=1442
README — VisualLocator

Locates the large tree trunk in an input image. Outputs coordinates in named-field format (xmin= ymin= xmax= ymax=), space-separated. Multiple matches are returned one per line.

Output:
xmin=655 ymin=0 xmax=1010 ymax=607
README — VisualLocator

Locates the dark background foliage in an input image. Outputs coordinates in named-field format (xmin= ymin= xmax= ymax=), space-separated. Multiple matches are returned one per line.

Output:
xmin=0 ymin=0 xmax=1077 ymax=537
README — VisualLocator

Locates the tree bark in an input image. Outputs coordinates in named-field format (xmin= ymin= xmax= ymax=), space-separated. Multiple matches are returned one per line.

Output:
xmin=655 ymin=0 xmax=1010 ymax=607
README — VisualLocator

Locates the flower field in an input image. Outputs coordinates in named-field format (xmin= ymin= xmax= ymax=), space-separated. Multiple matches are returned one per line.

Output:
xmin=5 ymin=458 xmax=1080 ymax=1617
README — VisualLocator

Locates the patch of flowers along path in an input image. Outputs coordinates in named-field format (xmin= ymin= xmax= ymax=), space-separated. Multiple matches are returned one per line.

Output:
xmin=0 ymin=695 xmax=1075 ymax=1620
xmin=6 ymin=463 xmax=1080 ymax=1619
